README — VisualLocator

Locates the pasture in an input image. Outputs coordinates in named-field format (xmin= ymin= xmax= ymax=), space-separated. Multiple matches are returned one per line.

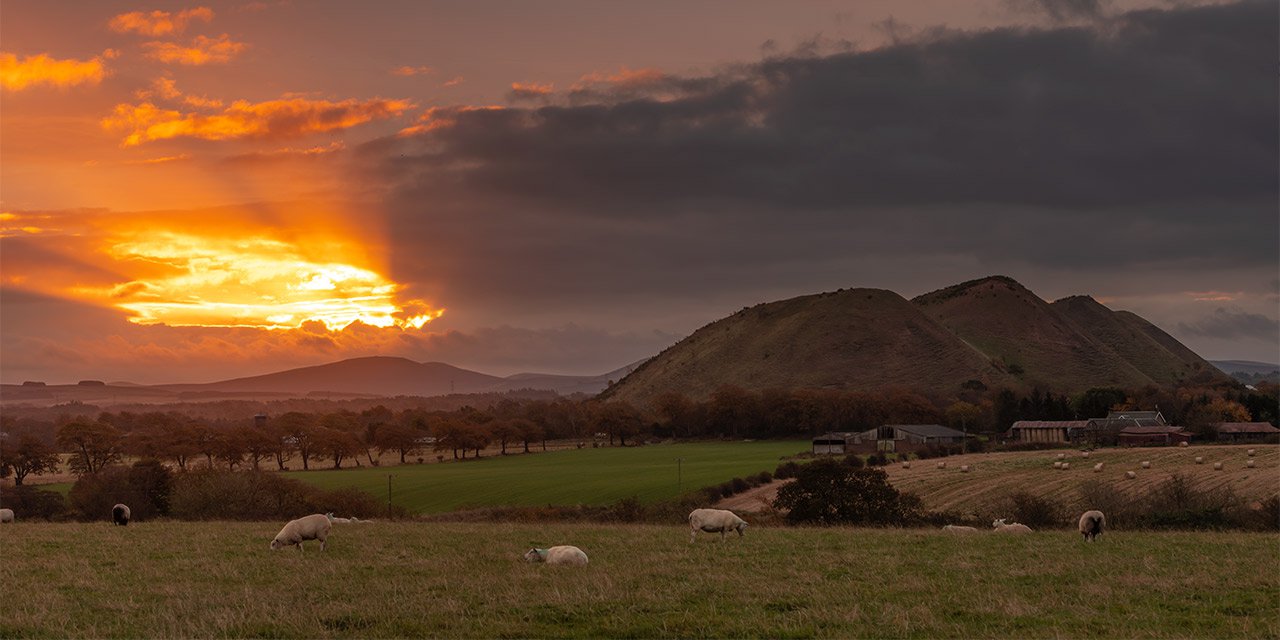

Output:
xmin=0 ymin=521 xmax=1276 ymax=638
xmin=287 ymin=440 xmax=806 ymax=514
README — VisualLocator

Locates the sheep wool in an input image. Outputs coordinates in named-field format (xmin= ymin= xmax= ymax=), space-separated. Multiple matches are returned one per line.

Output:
xmin=524 ymin=545 xmax=589 ymax=566
xmin=991 ymin=518 xmax=1033 ymax=534
xmin=270 ymin=514 xmax=332 ymax=552
xmin=688 ymin=508 xmax=748 ymax=543
xmin=1079 ymin=510 xmax=1106 ymax=542
xmin=112 ymin=504 xmax=131 ymax=526
xmin=0 ymin=508 xmax=13 ymax=523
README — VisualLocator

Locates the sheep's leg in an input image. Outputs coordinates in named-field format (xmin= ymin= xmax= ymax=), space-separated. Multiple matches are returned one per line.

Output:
xmin=690 ymin=527 xmax=697 ymax=543
xmin=320 ymin=537 xmax=326 ymax=551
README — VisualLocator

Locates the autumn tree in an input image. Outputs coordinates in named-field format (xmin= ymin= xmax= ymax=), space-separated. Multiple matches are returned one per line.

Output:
xmin=773 ymin=457 xmax=923 ymax=526
xmin=56 ymin=420 xmax=122 ymax=475
xmin=274 ymin=412 xmax=318 ymax=470
xmin=236 ymin=424 xmax=276 ymax=471
xmin=375 ymin=423 xmax=424 ymax=464
xmin=489 ymin=420 xmax=521 ymax=455
xmin=314 ymin=428 xmax=363 ymax=469
xmin=515 ymin=418 xmax=544 ymax=453
xmin=0 ymin=433 xmax=62 ymax=486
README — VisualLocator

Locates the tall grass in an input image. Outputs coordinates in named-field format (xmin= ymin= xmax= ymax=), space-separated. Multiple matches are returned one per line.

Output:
xmin=1 ymin=521 xmax=1275 ymax=638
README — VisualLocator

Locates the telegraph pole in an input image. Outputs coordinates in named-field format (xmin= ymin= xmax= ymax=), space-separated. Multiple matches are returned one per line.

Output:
xmin=675 ymin=457 xmax=685 ymax=492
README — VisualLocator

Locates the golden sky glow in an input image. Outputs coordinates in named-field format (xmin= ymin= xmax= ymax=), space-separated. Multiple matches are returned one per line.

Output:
xmin=142 ymin=34 xmax=247 ymax=65
xmin=108 ymin=7 xmax=214 ymax=36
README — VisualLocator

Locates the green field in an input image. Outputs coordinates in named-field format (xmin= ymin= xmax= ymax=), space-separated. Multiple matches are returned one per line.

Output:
xmin=288 ymin=440 xmax=806 ymax=514
xmin=1 ymin=521 xmax=1276 ymax=638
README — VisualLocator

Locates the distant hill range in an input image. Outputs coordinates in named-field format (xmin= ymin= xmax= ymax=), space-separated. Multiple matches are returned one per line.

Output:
xmin=0 ymin=357 xmax=645 ymax=406
xmin=1210 ymin=360 xmax=1280 ymax=384
xmin=603 ymin=275 xmax=1232 ymax=406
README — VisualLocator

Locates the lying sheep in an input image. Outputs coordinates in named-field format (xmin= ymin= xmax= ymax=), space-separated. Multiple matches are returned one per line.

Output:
xmin=688 ymin=508 xmax=747 ymax=543
xmin=270 ymin=514 xmax=332 ymax=552
xmin=942 ymin=524 xmax=978 ymax=533
xmin=992 ymin=518 xmax=1033 ymax=533
xmin=1078 ymin=510 xmax=1105 ymax=542
xmin=112 ymin=504 xmax=131 ymax=526
xmin=325 ymin=512 xmax=353 ymax=524
xmin=524 ymin=545 xmax=589 ymax=565
xmin=1125 ymin=471 xmax=1137 ymax=479
xmin=0 ymin=508 xmax=13 ymax=523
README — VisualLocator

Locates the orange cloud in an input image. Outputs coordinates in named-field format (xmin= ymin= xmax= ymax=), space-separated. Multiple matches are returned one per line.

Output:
xmin=0 ymin=52 xmax=107 ymax=91
xmin=397 ymin=105 xmax=504 ymax=137
xmin=442 ymin=76 xmax=464 ymax=87
xmin=143 ymin=34 xmax=247 ymax=65
xmin=576 ymin=66 xmax=666 ymax=89
xmin=109 ymin=7 xmax=214 ymax=36
xmin=510 ymin=81 xmax=554 ymax=98
xmin=103 ymin=96 xmax=415 ymax=146
xmin=392 ymin=65 xmax=434 ymax=76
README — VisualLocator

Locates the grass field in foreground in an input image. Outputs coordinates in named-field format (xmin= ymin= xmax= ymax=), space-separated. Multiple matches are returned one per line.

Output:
xmin=288 ymin=440 xmax=806 ymax=514
xmin=1 ymin=521 xmax=1276 ymax=639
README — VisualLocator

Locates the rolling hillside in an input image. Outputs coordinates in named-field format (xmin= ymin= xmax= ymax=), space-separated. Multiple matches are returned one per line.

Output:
xmin=157 ymin=356 xmax=503 ymax=397
xmin=603 ymin=288 xmax=1012 ymax=406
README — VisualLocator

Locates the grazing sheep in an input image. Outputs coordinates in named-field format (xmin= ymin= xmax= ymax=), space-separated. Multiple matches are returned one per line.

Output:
xmin=991 ymin=518 xmax=1033 ymax=534
xmin=942 ymin=524 xmax=978 ymax=533
xmin=937 ymin=462 xmax=947 ymax=469
xmin=270 ymin=514 xmax=332 ymax=552
xmin=1078 ymin=510 xmax=1106 ymax=542
xmin=1140 ymin=461 xmax=1151 ymax=469
xmin=1247 ymin=460 xmax=1256 ymax=468
xmin=1247 ymin=449 xmax=1256 ymax=457
xmin=1195 ymin=456 xmax=1204 ymax=464
xmin=0 ymin=508 xmax=13 ymax=523
xmin=112 ymin=504 xmax=131 ymax=526
xmin=1213 ymin=462 xmax=1223 ymax=470
xmin=688 ymin=508 xmax=747 ymax=543
xmin=960 ymin=465 xmax=970 ymax=473
xmin=1093 ymin=463 xmax=1104 ymax=473
xmin=1125 ymin=471 xmax=1137 ymax=479
xmin=524 ymin=545 xmax=589 ymax=565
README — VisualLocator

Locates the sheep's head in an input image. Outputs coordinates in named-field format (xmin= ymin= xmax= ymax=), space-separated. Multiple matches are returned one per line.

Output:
xmin=270 ymin=538 xmax=284 ymax=551
xmin=736 ymin=521 xmax=748 ymax=535
xmin=992 ymin=518 xmax=1007 ymax=528
xmin=523 ymin=548 xmax=547 ymax=563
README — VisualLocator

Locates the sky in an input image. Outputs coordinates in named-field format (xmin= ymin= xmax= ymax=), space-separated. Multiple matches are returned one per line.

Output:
xmin=1 ymin=0 xmax=1276 ymax=385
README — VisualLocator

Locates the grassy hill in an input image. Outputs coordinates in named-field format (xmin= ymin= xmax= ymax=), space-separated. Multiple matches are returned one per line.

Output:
xmin=912 ymin=276 xmax=1154 ymax=391
xmin=2 ymin=521 xmax=1275 ymax=638
xmin=604 ymin=288 xmax=1010 ymax=406
xmin=288 ymin=441 xmax=807 ymax=514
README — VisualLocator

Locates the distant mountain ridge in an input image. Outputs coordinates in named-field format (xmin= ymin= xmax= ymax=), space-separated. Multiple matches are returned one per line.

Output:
xmin=603 ymin=275 xmax=1231 ymax=406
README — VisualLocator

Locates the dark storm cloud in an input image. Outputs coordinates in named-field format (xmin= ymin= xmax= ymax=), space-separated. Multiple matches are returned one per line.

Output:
xmin=1006 ymin=0 xmax=1111 ymax=23
xmin=1177 ymin=308 xmax=1280 ymax=342
xmin=362 ymin=0 xmax=1276 ymax=320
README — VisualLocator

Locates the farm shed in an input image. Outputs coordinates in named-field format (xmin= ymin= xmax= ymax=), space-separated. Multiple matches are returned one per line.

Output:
xmin=1117 ymin=426 xmax=1193 ymax=446
xmin=857 ymin=424 xmax=967 ymax=453
xmin=1006 ymin=420 xmax=1089 ymax=444
xmin=1086 ymin=410 xmax=1169 ymax=446
xmin=812 ymin=432 xmax=868 ymax=455
xmin=1214 ymin=422 xmax=1280 ymax=443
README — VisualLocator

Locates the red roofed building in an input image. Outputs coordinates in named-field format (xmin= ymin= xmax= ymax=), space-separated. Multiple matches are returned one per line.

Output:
xmin=1214 ymin=422 xmax=1280 ymax=443
xmin=1117 ymin=425 xmax=1193 ymax=446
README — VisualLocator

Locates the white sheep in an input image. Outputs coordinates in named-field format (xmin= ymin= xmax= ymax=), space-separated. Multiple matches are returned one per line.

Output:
xmin=942 ymin=524 xmax=978 ymax=533
xmin=1195 ymin=456 xmax=1204 ymax=464
xmin=991 ymin=518 xmax=1033 ymax=533
xmin=0 ymin=508 xmax=13 ymax=523
xmin=325 ymin=512 xmax=353 ymax=524
xmin=1140 ymin=461 xmax=1151 ymax=469
xmin=960 ymin=465 xmax=971 ymax=473
xmin=1078 ymin=510 xmax=1105 ymax=542
xmin=524 ymin=545 xmax=589 ymax=565
xmin=1125 ymin=471 xmax=1137 ymax=479
xmin=1213 ymin=462 xmax=1223 ymax=470
xmin=270 ymin=514 xmax=332 ymax=552
xmin=112 ymin=504 xmax=131 ymax=526
xmin=688 ymin=508 xmax=747 ymax=543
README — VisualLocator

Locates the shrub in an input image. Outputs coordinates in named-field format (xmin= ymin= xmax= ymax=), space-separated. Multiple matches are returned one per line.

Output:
xmin=774 ymin=458 xmax=923 ymax=526
xmin=754 ymin=471 xmax=773 ymax=484
xmin=0 ymin=485 xmax=71 ymax=520
xmin=1135 ymin=474 xmax=1238 ymax=530
xmin=1004 ymin=491 xmax=1065 ymax=529
xmin=774 ymin=461 xmax=802 ymax=479
xmin=730 ymin=477 xmax=751 ymax=493
xmin=866 ymin=452 xmax=889 ymax=467
xmin=842 ymin=455 xmax=865 ymax=469
xmin=169 ymin=470 xmax=387 ymax=520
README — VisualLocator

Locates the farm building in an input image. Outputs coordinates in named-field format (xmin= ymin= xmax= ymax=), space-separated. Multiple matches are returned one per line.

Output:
xmin=1086 ymin=410 xmax=1169 ymax=446
xmin=1117 ymin=425 xmax=1193 ymax=446
xmin=1214 ymin=422 xmax=1280 ymax=443
xmin=859 ymin=424 xmax=967 ymax=453
xmin=811 ymin=432 xmax=868 ymax=455
xmin=1006 ymin=420 xmax=1089 ymax=444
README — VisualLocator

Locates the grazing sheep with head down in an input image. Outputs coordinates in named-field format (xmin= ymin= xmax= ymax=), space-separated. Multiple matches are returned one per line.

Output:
xmin=524 ymin=545 xmax=589 ymax=565
xmin=0 ymin=508 xmax=13 ymax=523
xmin=688 ymin=508 xmax=747 ymax=543
xmin=1079 ymin=510 xmax=1105 ymax=541
xmin=270 ymin=514 xmax=332 ymax=552
xmin=112 ymin=504 xmax=131 ymax=526
xmin=991 ymin=518 xmax=1033 ymax=533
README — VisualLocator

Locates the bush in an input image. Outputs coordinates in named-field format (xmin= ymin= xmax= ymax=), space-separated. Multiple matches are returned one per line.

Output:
xmin=865 ymin=452 xmax=889 ymax=467
xmin=169 ymin=470 xmax=388 ymax=520
xmin=1004 ymin=491 xmax=1065 ymax=529
xmin=774 ymin=461 xmax=802 ymax=479
xmin=774 ymin=458 xmax=924 ymax=526
xmin=0 ymin=485 xmax=71 ymax=520
xmin=68 ymin=460 xmax=174 ymax=522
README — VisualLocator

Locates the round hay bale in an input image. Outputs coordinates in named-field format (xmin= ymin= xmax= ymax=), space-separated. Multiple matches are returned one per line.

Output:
xmin=1125 ymin=471 xmax=1137 ymax=479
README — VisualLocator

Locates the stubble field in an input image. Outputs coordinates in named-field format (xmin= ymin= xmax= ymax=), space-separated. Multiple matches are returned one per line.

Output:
xmin=1 ymin=521 xmax=1276 ymax=638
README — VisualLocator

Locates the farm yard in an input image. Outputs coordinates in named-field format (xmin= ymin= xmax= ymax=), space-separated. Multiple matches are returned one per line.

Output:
xmin=0 ymin=521 xmax=1276 ymax=639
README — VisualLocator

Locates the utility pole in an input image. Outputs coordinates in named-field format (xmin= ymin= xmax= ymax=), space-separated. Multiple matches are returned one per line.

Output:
xmin=675 ymin=457 xmax=685 ymax=492
xmin=386 ymin=474 xmax=394 ymax=518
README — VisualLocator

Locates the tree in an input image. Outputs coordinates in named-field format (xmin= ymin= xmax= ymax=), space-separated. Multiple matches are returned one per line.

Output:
xmin=489 ymin=420 xmax=521 ymax=455
xmin=237 ymin=424 xmax=276 ymax=471
xmin=275 ymin=412 xmax=318 ymax=470
xmin=514 ymin=418 xmax=544 ymax=453
xmin=313 ymin=428 xmax=363 ymax=469
xmin=773 ymin=458 xmax=923 ymax=526
xmin=375 ymin=423 xmax=423 ymax=464
xmin=594 ymin=401 xmax=646 ymax=446
xmin=56 ymin=420 xmax=122 ymax=475
xmin=0 ymin=434 xmax=61 ymax=486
